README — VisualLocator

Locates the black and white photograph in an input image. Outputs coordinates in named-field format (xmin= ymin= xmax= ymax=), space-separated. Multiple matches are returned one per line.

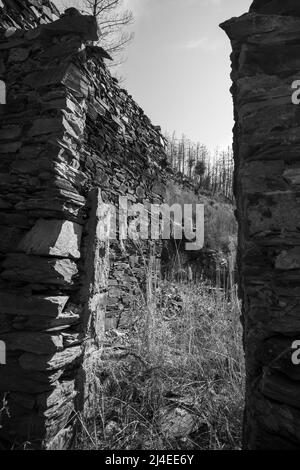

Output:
xmin=0 ymin=0 xmax=299 ymax=455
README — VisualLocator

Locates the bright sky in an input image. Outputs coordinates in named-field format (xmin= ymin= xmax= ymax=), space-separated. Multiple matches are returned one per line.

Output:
xmin=119 ymin=0 xmax=251 ymax=152
xmin=56 ymin=0 xmax=251 ymax=151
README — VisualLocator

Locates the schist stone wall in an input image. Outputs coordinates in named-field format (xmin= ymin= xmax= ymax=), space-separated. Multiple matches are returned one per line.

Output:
xmin=0 ymin=0 xmax=60 ymax=29
xmin=221 ymin=0 xmax=300 ymax=450
xmin=0 ymin=3 xmax=172 ymax=448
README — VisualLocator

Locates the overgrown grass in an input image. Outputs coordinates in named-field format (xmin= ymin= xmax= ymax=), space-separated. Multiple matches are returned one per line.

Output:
xmin=75 ymin=279 xmax=245 ymax=450
xmin=204 ymin=201 xmax=237 ymax=253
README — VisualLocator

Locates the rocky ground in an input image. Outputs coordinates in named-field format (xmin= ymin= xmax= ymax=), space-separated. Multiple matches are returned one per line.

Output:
xmin=74 ymin=280 xmax=244 ymax=450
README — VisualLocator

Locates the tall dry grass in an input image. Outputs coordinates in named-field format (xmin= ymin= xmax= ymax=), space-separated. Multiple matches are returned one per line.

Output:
xmin=75 ymin=275 xmax=245 ymax=450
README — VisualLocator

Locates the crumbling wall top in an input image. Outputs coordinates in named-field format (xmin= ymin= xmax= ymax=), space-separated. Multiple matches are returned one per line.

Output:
xmin=249 ymin=0 xmax=300 ymax=16
xmin=0 ymin=0 xmax=60 ymax=29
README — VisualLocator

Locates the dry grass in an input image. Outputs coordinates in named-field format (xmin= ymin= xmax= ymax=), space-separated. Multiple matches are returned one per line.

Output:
xmin=74 ymin=279 xmax=245 ymax=450
xmin=204 ymin=202 xmax=237 ymax=253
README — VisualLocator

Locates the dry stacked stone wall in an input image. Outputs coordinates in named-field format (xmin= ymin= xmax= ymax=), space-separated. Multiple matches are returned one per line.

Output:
xmin=222 ymin=0 xmax=300 ymax=450
xmin=0 ymin=0 xmax=60 ymax=29
xmin=0 ymin=3 xmax=173 ymax=448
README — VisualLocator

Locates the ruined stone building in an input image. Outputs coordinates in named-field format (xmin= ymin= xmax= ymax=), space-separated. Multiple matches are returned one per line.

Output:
xmin=222 ymin=0 xmax=300 ymax=450
xmin=0 ymin=0 xmax=177 ymax=449
xmin=2 ymin=0 xmax=300 ymax=452
xmin=0 ymin=0 xmax=209 ymax=449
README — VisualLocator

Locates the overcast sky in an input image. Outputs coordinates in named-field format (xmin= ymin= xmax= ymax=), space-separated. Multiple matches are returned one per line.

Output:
xmin=56 ymin=0 xmax=252 ymax=151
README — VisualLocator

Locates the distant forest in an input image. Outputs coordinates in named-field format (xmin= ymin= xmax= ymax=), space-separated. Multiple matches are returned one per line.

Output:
xmin=165 ymin=132 xmax=234 ymax=203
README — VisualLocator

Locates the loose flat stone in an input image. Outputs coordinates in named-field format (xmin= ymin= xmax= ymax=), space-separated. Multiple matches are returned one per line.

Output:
xmin=2 ymin=254 xmax=78 ymax=286
xmin=18 ymin=219 xmax=82 ymax=259
xmin=0 ymin=292 xmax=68 ymax=317
xmin=2 ymin=332 xmax=64 ymax=355
xmin=19 ymin=346 xmax=82 ymax=371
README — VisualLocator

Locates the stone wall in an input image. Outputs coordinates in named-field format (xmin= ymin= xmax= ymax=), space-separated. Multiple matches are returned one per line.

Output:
xmin=221 ymin=1 xmax=300 ymax=449
xmin=0 ymin=0 xmax=59 ymax=29
xmin=0 ymin=7 xmax=172 ymax=448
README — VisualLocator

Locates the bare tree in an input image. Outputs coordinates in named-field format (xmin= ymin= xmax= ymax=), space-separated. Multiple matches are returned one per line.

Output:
xmin=62 ymin=0 xmax=134 ymax=64
xmin=165 ymin=132 xmax=234 ymax=201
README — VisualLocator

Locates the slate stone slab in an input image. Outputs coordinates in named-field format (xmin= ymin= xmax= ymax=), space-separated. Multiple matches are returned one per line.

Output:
xmin=18 ymin=219 xmax=82 ymax=259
